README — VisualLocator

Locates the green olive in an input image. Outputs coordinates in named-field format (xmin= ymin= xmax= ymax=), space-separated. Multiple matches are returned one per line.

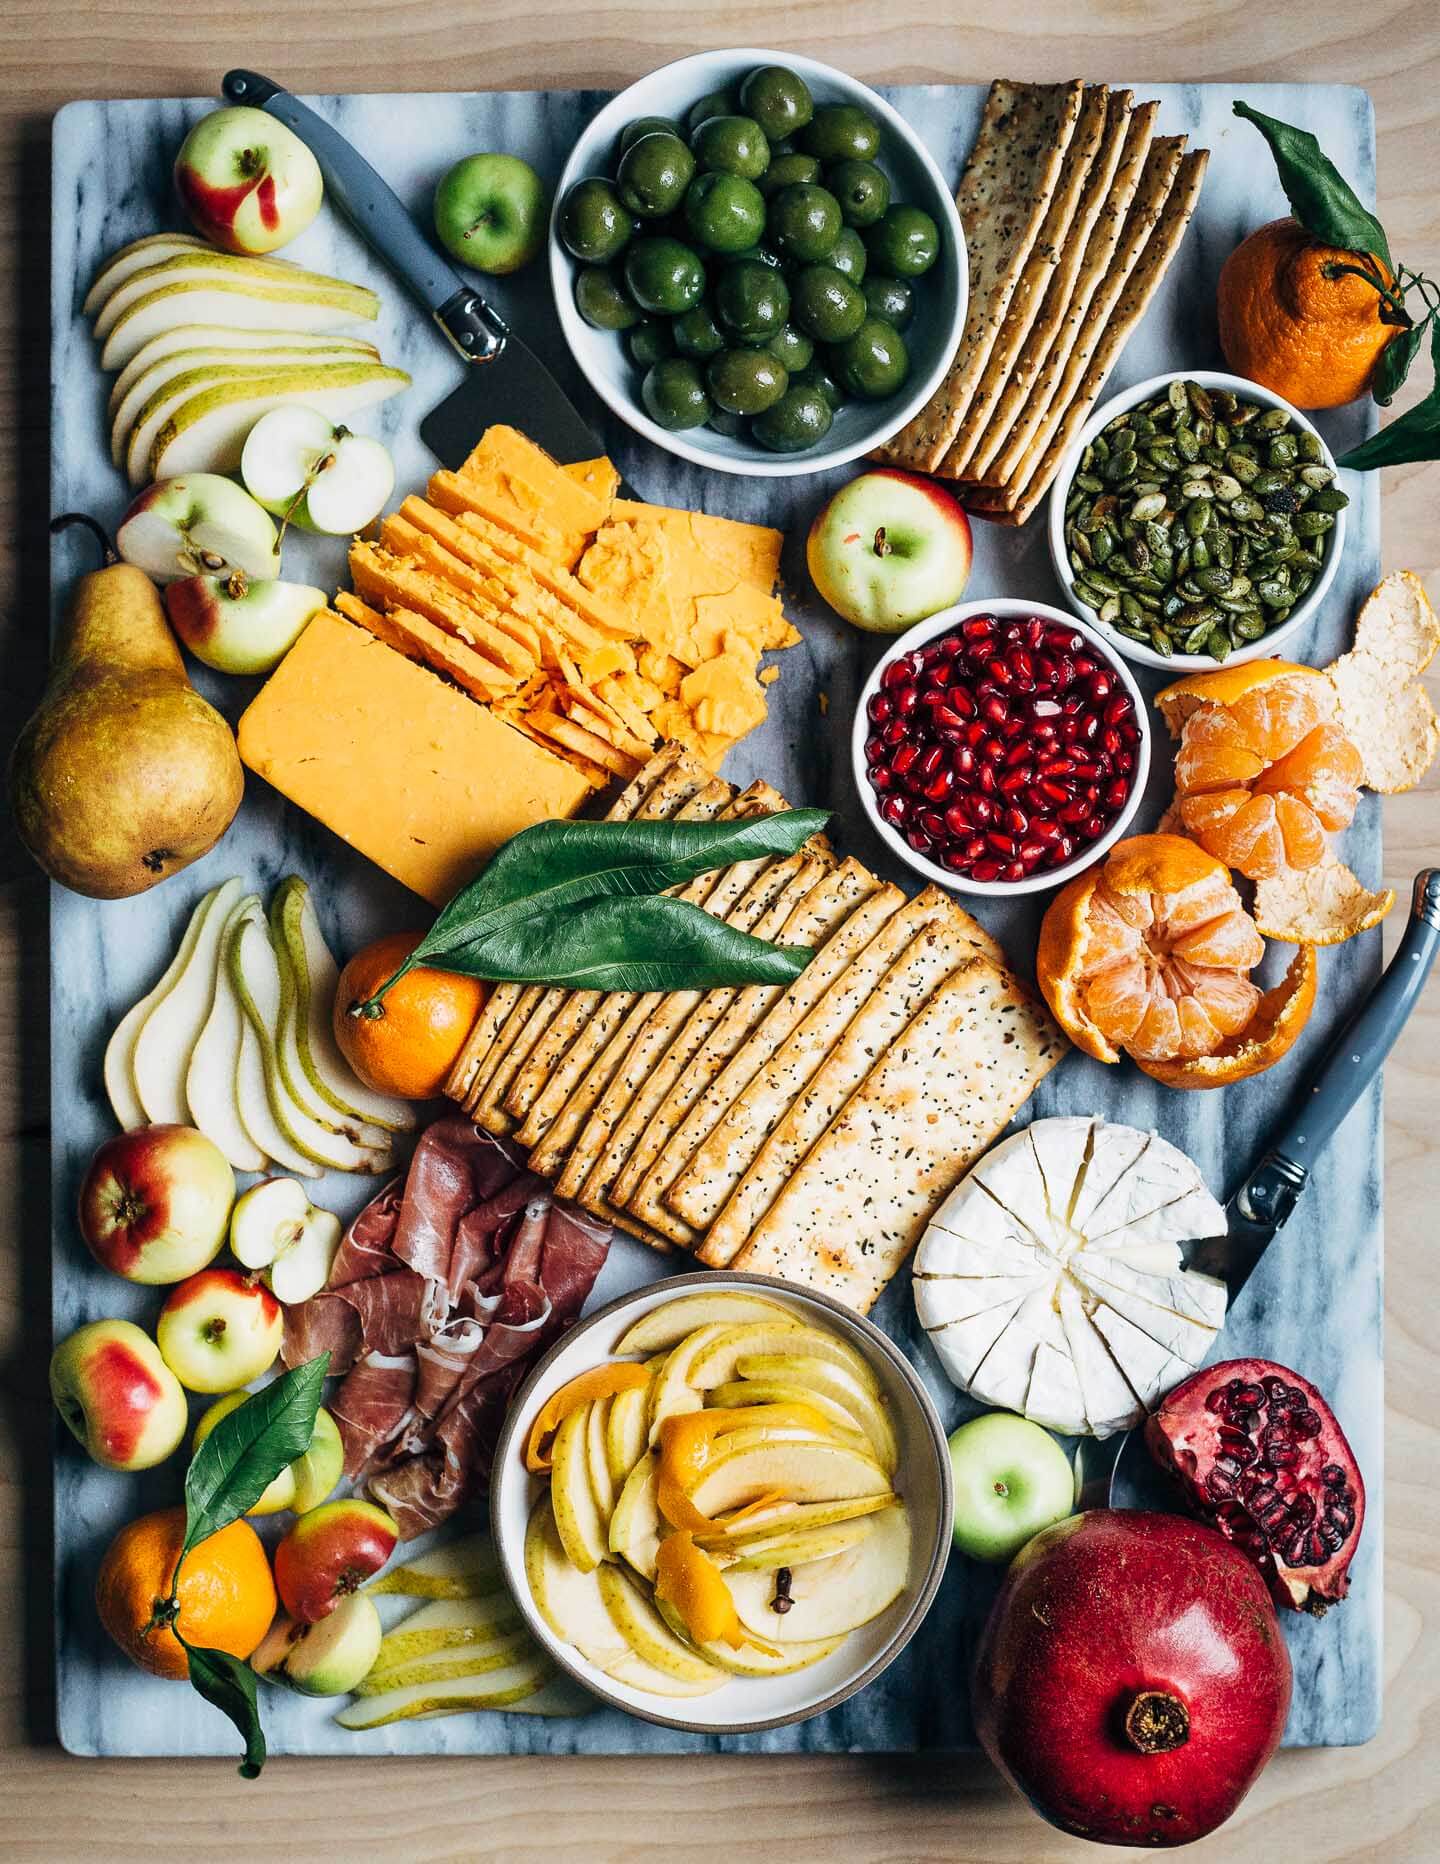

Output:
xmin=682 ymin=171 xmax=768 ymax=254
xmin=791 ymin=264 xmax=867 ymax=343
xmin=863 ymin=204 xmax=940 ymax=277
xmin=707 ymin=347 xmax=789 ymax=415
xmin=800 ymin=103 xmax=882 ymax=164
xmin=715 ymin=256 xmax=790 ymax=339
xmin=619 ymin=115 xmax=682 ymax=156
xmin=641 ymin=357 xmax=712 ymax=430
xmin=558 ymin=178 xmax=634 ymax=264
xmin=616 ymin=131 xmax=696 ymax=218
xmin=755 ymin=151 xmax=822 ymax=199
xmin=738 ymin=65 xmax=815 ymax=143
xmin=626 ymin=318 xmax=673 ymax=368
xmin=687 ymin=87 xmax=739 ymax=133
xmin=831 ymin=315 xmax=909 ymax=398
xmin=792 ymin=359 xmax=844 ymax=411
xmin=861 ymin=273 xmax=914 ymax=329
xmin=690 ymin=113 xmax=771 ymax=182
xmin=622 ymin=235 xmax=706 ymax=314
xmin=672 ymin=302 xmax=727 ymax=359
xmin=752 ymin=383 xmax=834 ymax=452
xmin=707 ymin=407 xmax=746 ymax=438
xmin=574 ymin=265 xmax=641 ymax=330
xmin=765 ymin=323 xmax=815 ymax=372
xmin=826 ymin=159 xmax=890 ymax=228
xmin=827 ymin=226 xmax=868 ymax=284
xmin=767 ymin=183 xmax=843 ymax=264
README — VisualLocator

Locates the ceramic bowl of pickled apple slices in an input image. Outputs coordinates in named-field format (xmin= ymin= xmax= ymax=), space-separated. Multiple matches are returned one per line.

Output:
xmin=490 ymin=1272 xmax=951 ymax=1732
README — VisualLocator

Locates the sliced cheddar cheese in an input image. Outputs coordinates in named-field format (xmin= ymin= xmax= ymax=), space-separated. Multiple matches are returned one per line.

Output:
xmin=454 ymin=424 xmax=612 ymax=568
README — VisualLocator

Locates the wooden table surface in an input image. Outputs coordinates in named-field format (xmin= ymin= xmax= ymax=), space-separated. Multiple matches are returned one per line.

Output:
xmin=3 ymin=5 xmax=1437 ymax=1857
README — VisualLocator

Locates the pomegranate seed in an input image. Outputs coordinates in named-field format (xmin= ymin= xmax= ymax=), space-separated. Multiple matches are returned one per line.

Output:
xmin=998 ymin=716 xmax=1024 ymax=741
xmin=1079 ymin=814 xmax=1106 ymax=839
xmin=1003 ymin=805 xmax=1029 ymax=836
xmin=1032 ymin=720 xmax=1060 ymax=742
xmin=980 ymin=694 xmax=1007 ymax=726
xmin=970 ymin=795 xmax=996 ymax=826
xmin=932 ymin=705 xmax=964 ymax=732
xmin=982 ymin=736 xmax=1005 ymax=764
xmin=1055 ymin=832 xmax=1075 ymax=860
xmin=865 ymin=738 xmax=885 ymax=766
xmin=1001 ymin=621 xmax=1024 ymax=643
xmin=917 ymin=744 xmax=944 ymax=780
xmin=964 ymin=719 xmax=987 ymax=747
xmin=952 ymin=745 xmax=976 ymax=778
xmin=1039 ymin=754 xmax=1075 ymax=777
xmin=1059 ymin=798 xmax=1092 ymax=825
xmin=1008 ymin=647 xmax=1035 ymax=687
xmin=1076 ymin=713 xmax=1100 ymax=742
xmin=880 ymin=795 xmax=906 ymax=825
xmin=1029 ymin=818 xmax=1062 ymax=845
xmin=977 ymin=763 xmax=998 ymax=795
xmin=870 ymin=766 xmax=895 ymax=794
xmin=1104 ymin=693 xmax=1132 ymax=726
xmin=987 ymin=656 xmax=1012 ymax=687
xmin=905 ymin=827 xmax=933 ymax=854
xmin=1033 ymin=696 xmax=1061 ymax=719
xmin=924 ymin=768 xmax=954 ymax=802
xmin=925 ymin=659 xmax=953 ymax=687
xmin=894 ymin=683 xmax=919 ymax=716
xmin=1119 ymin=721 xmax=1142 ymax=746
xmin=961 ymin=615 xmax=994 ymax=639
xmin=1114 ymin=751 xmax=1135 ymax=776
xmin=1101 ymin=726 xmax=1123 ymax=756
xmin=1061 ymin=694 xmax=1084 ymax=715
xmin=999 ymin=769 xmax=1032 ymax=796
xmin=1072 ymin=655 xmax=1098 ymax=678
xmin=944 ymin=802 xmax=971 ymax=835
xmin=918 ymin=810 xmax=946 ymax=840
xmin=1087 ymin=670 xmax=1114 ymax=701
xmin=881 ymin=719 xmax=906 ymax=746
xmin=946 ymin=685 xmax=978 ymax=717
xmin=1035 ymin=779 xmax=1068 ymax=805
xmin=1005 ymin=740 xmax=1033 ymax=769
xmin=1024 ymin=617 xmax=1046 ymax=648
xmin=1000 ymin=860 xmax=1027 ymax=881
xmin=1105 ymin=777 xmax=1130 ymax=810
xmin=940 ymin=847 xmax=972 ymax=873
xmin=869 ymin=693 xmax=892 ymax=724
xmin=970 ymin=859 xmax=1002 ymax=882
xmin=882 ymin=657 xmax=912 ymax=689
xmin=961 ymin=835 xmax=987 ymax=862
xmin=893 ymin=742 xmax=919 ymax=775
xmin=1072 ymin=759 xmax=1103 ymax=781
xmin=1082 ymin=783 xmax=1102 ymax=804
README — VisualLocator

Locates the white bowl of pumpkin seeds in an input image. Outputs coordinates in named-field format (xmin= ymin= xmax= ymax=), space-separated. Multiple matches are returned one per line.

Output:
xmin=1048 ymin=369 xmax=1348 ymax=672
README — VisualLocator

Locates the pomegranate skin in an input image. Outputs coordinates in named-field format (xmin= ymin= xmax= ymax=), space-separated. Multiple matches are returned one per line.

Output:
xmin=972 ymin=1511 xmax=1291 ymax=1848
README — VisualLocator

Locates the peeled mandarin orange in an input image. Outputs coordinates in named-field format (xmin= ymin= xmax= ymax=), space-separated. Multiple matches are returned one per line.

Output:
xmin=1036 ymin=833 xmax=1311 ymax=1088
xmin=95 ymin=1505 xmax=276 ymax=1681
xmin=1217 ymin=217 xmax=1401 ymax=410
xmin=334 ymin=930 xmax=489 ymax=1100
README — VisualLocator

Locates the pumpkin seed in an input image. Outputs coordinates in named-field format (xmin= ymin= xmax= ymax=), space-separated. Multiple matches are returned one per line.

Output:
xmin=1308 ymin=487 xmax=1349 ymax=513
xmin=1130 ymin=492 xmax=1167 ymax=523
xmin=1091 ymin=526 xmax=1114 ymax=565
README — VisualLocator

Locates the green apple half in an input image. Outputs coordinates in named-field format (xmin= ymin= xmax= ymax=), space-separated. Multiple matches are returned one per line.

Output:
xmin=241 ymin=404 xmax=395 ymax=535
xmin=115 ymin=473 xmax=280 ymax=583
xmin=252 ymin=1592 xmax=382 ymax=1696
xmin=228 ymin=1175 xmax=342 ymax=1305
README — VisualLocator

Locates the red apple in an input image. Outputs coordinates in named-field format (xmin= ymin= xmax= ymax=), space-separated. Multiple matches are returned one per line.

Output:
xmin=49 ymin=1318 xmax=189 ymax=1471
xmin=174 ymin=106 xmax=323 ymax=256
xmin=78 ymin=1124 xmax=235 ymax=1285
xmin=807 ymin=467 xmax=972 ymax=632
xmin=156 ymin=1267 xmax=284 ymax=1393
xmin=274 ymin=1499 xmax=399 ymax=1623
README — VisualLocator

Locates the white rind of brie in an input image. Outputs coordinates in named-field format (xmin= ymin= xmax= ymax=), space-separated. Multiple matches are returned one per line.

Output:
xmin=912 ymin=1117 xmax=1227 ymax=1436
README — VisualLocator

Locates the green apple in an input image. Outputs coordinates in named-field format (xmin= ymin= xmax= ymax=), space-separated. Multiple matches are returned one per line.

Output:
xmin=433 ymin=154 xmax=547 ymax=274
xmin=289 ymin=1405 xmax=344 ymax=1512
xmin=115 ymin=472 xmax=280 ymax=583
xmin=240 ymin=405 xmax=394 ymax=535
xmin=946 ymin=1411 xmax=1076 ymax=1564
xmin=165 ymin=572 xmax=327 ymax=676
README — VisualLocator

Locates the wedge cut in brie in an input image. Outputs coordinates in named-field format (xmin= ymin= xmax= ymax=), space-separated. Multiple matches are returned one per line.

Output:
xmin=912 ymin=1117 xmax=1227 ymax=1436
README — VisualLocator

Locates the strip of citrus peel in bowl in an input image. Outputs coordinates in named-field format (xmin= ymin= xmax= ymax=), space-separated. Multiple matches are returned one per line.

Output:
xmin=1036 ymin=831 xmax=1316 ymax=1090
xmin=1154 ymin=571 xmax=1440 ymax=945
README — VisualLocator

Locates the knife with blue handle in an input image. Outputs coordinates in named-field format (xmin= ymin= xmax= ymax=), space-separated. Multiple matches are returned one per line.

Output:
xmin=1077 ymin=867 xmax=1440 ymax=1510
xmin=220 ymin=69 xmax=615 ymax=471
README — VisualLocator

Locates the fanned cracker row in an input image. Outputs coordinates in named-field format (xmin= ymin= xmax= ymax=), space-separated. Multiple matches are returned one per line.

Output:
xmin=446 ymin=744 xmax=1067 ymax=1313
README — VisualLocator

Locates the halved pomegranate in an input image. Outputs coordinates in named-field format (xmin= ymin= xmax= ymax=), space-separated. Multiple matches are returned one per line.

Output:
xmin=1146 ymin=1357 xmax=1365 ymax=1616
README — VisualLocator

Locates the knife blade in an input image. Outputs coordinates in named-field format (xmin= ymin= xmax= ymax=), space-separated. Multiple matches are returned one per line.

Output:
xmin=1076 ymin=866 xmax=1440 ymax=1511
xmin=220 ymin=70 xmax=617 ymax=472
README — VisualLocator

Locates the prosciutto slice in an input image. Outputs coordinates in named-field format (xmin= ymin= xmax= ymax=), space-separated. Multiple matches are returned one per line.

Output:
xmin=288 ymin=1118 xmax=610 ymax=1537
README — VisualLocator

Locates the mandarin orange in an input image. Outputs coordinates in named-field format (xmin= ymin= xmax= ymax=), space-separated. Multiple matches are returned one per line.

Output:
xmin=334 ymin=930 xmax=488 ymax=1100
xmin=95 ymin=1505 xmax=276 ymax=1680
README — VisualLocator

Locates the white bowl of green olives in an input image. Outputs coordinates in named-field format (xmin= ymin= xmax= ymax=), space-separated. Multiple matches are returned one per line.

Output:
xmin=549 ymin=49 xmax=967 ymax=475
xmin=1048 ymin=369 xmax=1349 ymax=671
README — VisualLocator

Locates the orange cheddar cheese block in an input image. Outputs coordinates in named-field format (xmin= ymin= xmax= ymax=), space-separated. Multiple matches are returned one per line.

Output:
xmin=238 ymin=611 xmax=590 ymax=905
xmin=610 ymin=497 xmax=784 ymax=595
xmin=334 ymin=590 xmax=523 ymax=701
xmin=454 ymin=425 xmax=612 ymax=567
xmin=565 ymin=456 xmax=623 ymax=506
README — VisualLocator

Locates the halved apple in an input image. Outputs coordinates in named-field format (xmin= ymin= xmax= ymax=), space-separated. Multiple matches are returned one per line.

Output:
xmin=116 ymin=472 xmax=281 ymax=583
xmin=731 ymin=1354 xmax=899 ymax=1473
xmin=695 ymin=1494 xmax=900 ymax=1548
xmin=241 ymin=404 xmax=395 ymax=535
xmin=718 ymin=1517 xmax=876 ymax=1574
xmin=550 ymin=1403 xmax=608 ymax=1573
xmin=524 ymin=1494 xmax=629 ymax=1668
xmin=647 ymin=1324 xmax=725 ymax=1444
xmin=688 ymin=1323 xmax=883 ymax=1398
xmin=604 ymin=1382 xmax=651 ymax=1485
xmin=186 ymin=893 xmax=270 ymax=1173
xmin=229 ymin=1175 xmax=342 ymax=1304
xmin=686 ymin=1439 xmax=891 ymax=1518
xmin=334 ymin=1656 xmax=554 ymax=1728
xmin=164 ymin=571 xmax=327 ymax=676
xmin=725 ymin=1503 xmax=911 ymax=1644
xmin=654 ymin=1597 xmax=843 ymax=1676
xmin=595 ymin=1565 xmax=726 ymax=1687
xmin=608 ymin=1449 xmax=662 ymax=1580
xmin=614 ymin=1293 xmax=801 ymax=1355
xmin=370 ymin=1531 xmax=499 ymax=1599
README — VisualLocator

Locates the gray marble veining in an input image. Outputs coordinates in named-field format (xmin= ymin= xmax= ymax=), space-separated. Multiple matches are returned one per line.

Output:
xmin=51 ymin=81 xmax=1383 ymax=1759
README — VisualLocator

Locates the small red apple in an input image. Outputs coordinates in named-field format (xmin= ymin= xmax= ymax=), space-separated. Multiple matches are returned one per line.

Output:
xmin=49 ymin=1318 xmax=189 ymax=1471
xmin=174 ymin=105 xmax=323 ymax=256
xmin=274 ymin=1499 xmax=399 ymax=1623
xmin=78 ymin=1124 xmax=234 ymax=1285
xmin=156 ymin=1267 xmax=284 ymax=1393
xmin=807 ymin=467 xmax=973 ymax=632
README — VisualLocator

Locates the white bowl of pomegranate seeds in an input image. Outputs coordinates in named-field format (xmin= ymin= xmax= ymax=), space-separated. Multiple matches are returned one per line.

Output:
xmin=852 ymin=598 xmax=1151 ymax=896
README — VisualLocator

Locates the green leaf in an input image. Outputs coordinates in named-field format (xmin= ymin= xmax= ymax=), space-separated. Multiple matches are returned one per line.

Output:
xmin=422 ymin=891 xmax=815 ymax=991
xmin=1373 ymin=317 xmax=1428 ymax=406
xmin=182 ymin=1354 xmax=329 ymax=1558
xmin=185 ymin=1644 xmax=266 ymax=1778
xmin=1338 ymin=316 xmax=1440 ymax=468
xmin=1233 ymin=102 xmax=1393 ymax=272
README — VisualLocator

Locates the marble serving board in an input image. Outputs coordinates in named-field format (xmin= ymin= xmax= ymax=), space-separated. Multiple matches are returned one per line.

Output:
xmin=51 ymin=79 xmax=1384 ymax=1760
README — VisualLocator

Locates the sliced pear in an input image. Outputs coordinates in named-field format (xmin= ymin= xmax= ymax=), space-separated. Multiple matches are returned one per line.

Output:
xmin=335 ymin=1657 xmax=553 ymax=1728
xmin=518 ymin=1675 xmax=600 ymax=1717
xmin=726 ymin=1503 xmax=911 ymax=1644
xmin=93 ymin=249 xmax=377 ymax=340
xmin=711 ymin=1380 xmax=887 ymax=1458
xmin=719 ymin=1518 xmax=876 ymax=1573
xmin=271 ymin=915 xmax=392 ymax=1151
xmin=369 ymin=1532 xmax=499 ymax=1598
xmin=525 ymin=1493 xmax=629 ymax=1668
xmin=104 ymin=880 xmax=226 ymax=1129
xmin=355 ymin=1627 xmax=536 ymax=1695
xmin=84 ymin=233 xmax=213 ymax=317
xmin=604 ymin=1382 xmax=651 ymax=1486
xmin=695 ymin=1494 xmax=901 ymax=1548
xmin=707 ymin=1419 xmax=875 ymax=1464
xmin=688 ymin=1323 xmax=884 ymax=1398
xmin=101 ymin=278 xmax=380 ymax=371
xmin=598 ymin=1651 xmax=726 ymax=1699
xmin=149 ymin=363 xmax=410 ymax=484
xmin=109 ymin=323 xmax=376 ymax=415
xmin=131 ymin=875 xmax=245 ymax=1125
xmin=550 ymin=1404 xmax=609 ymax=1574
xmin=586 ymin=1396 xmax=617 ymax=1526
xmin=608 ymin=1450 xmax=662 ymax=1581
xmin=269 ymin=877 xmax=414 ymax=1132
xmin=654 ymin=1597 xmax=843 ymax=1676
xmin=229 ymin=902 xmax=392 ymax=1174
xmin=647 ymin=1324 xmax=726 ymax=1444
xmin=686 ymin=1439 xmax=892 ymax=1518
xmin=186 ymin=894 xmax=269 ymax=1172
xmin=368 ymin=1595 xmax=523 ymax=1670
xmin=595 ymin=1565 xmax=727 ymax=1687
xmin=731 ymin=1355 xmax=899 ymax=1474
xmin=614 ymin=1294 xmax=801 ymax=1355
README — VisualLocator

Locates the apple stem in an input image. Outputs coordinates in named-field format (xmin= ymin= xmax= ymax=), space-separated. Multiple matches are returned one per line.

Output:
xmin=203 ymin=1317 xmax=228 ymax=1345
xmin=1122 ymin=1689 xmax=1191 ymax=1754
xmin=50 ymin=511 xmax=116 ymax=567
xmin=224 ymin=569 xmax=250 ymax=600
xmin=872 ymin=526 xmax=892 ymax=559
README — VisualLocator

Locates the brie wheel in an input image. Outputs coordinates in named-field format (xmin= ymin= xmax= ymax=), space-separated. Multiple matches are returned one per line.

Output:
xmin=913 ymin=1117 xmax=1226 ymax=1435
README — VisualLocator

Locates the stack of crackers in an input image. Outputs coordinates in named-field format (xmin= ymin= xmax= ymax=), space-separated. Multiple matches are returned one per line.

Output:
xmin=876 ymin=80 xmax=1210 ymax=525
xmin=339 ymin=425 xmax=798 ymax=784
xmin=446 ymin=744 xmax=1066 ymax=1315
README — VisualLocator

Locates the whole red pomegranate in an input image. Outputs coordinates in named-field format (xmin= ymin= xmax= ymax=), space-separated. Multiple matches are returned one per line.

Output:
xmin=1146 ymin=1358 xmax=1365 ymax=1616
xmin=972 ymin=1511 xmax=1291 ymax=1848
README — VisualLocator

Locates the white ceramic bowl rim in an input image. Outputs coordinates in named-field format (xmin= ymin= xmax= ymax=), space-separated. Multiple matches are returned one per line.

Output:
xmin=548 ymin=48 xmax=968 ymax=478
xmin=851 ymin=597 xmax=1154 ymax=898
xmin=489 ymin=1270 xmax=953 ymax=1733
xmin=1047 ymin=368 xmax=1348 ymax=671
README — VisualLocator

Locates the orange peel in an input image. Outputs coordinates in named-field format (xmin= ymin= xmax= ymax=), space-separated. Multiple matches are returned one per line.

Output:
xmin=1324 ymin=570 xmax=1440 ymax=794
